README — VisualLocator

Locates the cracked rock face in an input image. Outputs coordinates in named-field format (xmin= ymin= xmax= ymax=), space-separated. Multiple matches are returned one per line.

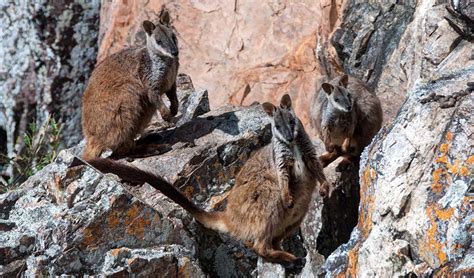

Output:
xmin=97 ymin=0 xmax=344 ymax=130
xmin=0 ymin=1 xmax=100 ymax=165
xmin=321 ymin=0 xmax=473 ymax=276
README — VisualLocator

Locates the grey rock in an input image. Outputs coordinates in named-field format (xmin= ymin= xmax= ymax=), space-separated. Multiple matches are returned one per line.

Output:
xmin=0 ymin=100 xmax=272 ymax=276
xmin=0 ymin=0 xmax=101 ymax=170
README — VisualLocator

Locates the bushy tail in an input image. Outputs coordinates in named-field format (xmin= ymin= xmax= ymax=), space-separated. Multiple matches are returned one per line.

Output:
xmin=87 ymin=158 xmax=227 ymax=232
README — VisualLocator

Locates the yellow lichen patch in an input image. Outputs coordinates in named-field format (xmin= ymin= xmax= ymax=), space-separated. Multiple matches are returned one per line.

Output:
xmin=467 ymin=155 xmax=474 ymax=165
xmin=125 ymin=204 xmax=151 ymax=239
xmin=358 ymin=167 xmax=375 ymax=238
xmin=434 ymin=207 xmax=454 ymax=221
xmin=447 ymin=160 xmax=460 ymax=174
xmin=432 ymin=168 xmax=443 ymax=193
xmin=346 ymin=244 xmax=360 ymax=278
xmin=439 ymin=144 xmax=449 ymax=154
xmin=445 ymin=131 xmax=453 ymax=141
xmin=422 ymin=206 xmax=451 ymax=266
xmin=459 ymin=166 xmax=469 ymax=177
xmin=435 ymin=155 xmax=448 ymax=164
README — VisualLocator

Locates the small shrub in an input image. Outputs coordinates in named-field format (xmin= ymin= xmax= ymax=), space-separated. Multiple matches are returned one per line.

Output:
xmin=0 ymin=116 xmax=61 ymax=191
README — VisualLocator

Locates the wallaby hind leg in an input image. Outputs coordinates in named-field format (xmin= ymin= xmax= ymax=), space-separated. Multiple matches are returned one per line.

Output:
xmin=253 ymin=240 xmax=305 ymax=272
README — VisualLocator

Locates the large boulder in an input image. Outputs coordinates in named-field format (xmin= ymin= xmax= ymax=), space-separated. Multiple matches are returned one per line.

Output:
xmin=0 ymin=78 xmax=275 ymax=276
xmin=320 ymin=0 xmax=474 ymax=275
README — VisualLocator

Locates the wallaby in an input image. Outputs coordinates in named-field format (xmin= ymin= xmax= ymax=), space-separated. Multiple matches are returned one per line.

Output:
xmin=82 ymin=9 xmax=179 ymax=160
xmin=310 ymin=74 xmax=383 ymax=170
xmin=86 ymin=94 xmax=328 ymax=271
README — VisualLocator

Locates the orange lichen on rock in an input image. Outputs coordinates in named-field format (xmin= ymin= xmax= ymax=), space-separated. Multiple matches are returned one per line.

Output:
xmin=466 ymin=155 xmax=474 ymax=165
xmin=459 ymin=166 xmax=469 ymax=176
xmin=447 ymin=159 xmax=460 ymax=174
xmin=358 ymin=167 xmax=376 ymax=238
xmin=124 ymin=204 xmax=152 ymax=239
xmin=422 ymin=206 xmax=454 ymax=266
xmin=439 ymin=143 xmax=449 ymax=154
xmin=445 ymin=131 xmax=453 ymax=141
xmin=346 ymin=244 xmax=360 ymax=278
xmin=432 ymin=168 xmax=443 ymax=193
xmin=435 ymin=155 xmax=448 ymax=164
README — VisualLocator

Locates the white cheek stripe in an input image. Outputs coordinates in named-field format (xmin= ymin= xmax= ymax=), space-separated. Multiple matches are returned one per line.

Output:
xmin=150 ymin=37 xmax=174 ymax=58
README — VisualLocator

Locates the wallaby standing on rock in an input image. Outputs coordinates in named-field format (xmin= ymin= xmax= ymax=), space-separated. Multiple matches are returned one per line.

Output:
xmin=82 ymin=9 xmax=179 ymax=160
xmin=85 ymin=94 xmax=328 ymax=271
xmin=311 ymin=74 xmax=383 ymax=171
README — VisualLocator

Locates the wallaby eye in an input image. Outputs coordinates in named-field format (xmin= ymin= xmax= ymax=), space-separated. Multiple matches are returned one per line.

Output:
xmin=335 ymin=98 xmax=340 ymax=102
xmin=275 ymin=124 xmax=280 ymax=129
xmin=289 ymin=118 xmax=295 ymax=125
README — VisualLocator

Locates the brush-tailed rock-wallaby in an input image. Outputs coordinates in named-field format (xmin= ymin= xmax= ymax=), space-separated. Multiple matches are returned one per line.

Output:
xmin=310 ymin=74 xmax=383 ymax=171
xmin=86 ymin=94 xmax=328 ymax=271
xmin=82 ymin=10 xmax=179 ymax=160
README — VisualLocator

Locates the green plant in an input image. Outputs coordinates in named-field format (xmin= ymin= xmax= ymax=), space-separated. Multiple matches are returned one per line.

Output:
xmin=0 ymin=116 xmax=61 ymax=191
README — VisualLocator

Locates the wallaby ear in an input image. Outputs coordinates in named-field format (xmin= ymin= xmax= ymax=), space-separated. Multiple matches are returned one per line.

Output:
xmin=321 ymin=83 xmax=334 ymax=95
xmin=159 ymin=9 xmax=171 ymax=25
xmin=142 ymin=20 xmax=156 ymax=36
xmin=280 ymin=94 xmax=292 ymax=109
xmin=262 ymin=102 xmax=276 ymax=116
xmin=339 ymin=74 xmax=349 ymax=88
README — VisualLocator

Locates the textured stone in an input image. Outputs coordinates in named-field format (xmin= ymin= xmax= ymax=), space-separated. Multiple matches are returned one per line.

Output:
xmin=0 ymin=87 xmax=273 ymax=275
xmin=0 ymin=0 xmax=100 ymax=171
xmin=97 ymin=0 xmax=344 ymax=131
xmin=321 ymin=4 xmax=474 ymax=273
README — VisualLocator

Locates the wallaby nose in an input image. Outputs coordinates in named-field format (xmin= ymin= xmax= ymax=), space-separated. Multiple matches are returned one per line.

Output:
xmin=172 ymin=49 xmax=179 ymax=56
xmin=347 ymin=105 xmax=352 ymax=111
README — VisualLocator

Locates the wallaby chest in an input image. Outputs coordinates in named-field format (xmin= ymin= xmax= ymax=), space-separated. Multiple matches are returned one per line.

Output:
xmin=322 ymin=108 xmax=355 ymax=144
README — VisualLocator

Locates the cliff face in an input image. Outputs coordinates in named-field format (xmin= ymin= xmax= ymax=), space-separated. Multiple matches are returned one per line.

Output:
xmin=1 ymin=0 xmax=473 ymax=276
xmin=97 ymin=0 xmax=344 ymax=129
xmin=0 ymin=1 xmax=100 ymax=163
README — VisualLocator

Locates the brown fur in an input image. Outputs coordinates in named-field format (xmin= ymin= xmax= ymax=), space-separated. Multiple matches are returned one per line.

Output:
xmin=82 ymin=13 xmax=179 ymax=160
xmin=87 ymin=96 xmax=326 ymax=269
xmin=310 ymin=75 xmax=383 ymax=168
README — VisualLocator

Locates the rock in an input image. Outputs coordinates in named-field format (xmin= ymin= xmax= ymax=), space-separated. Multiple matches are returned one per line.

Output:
xmin=101 ymin=245 xmax=204 ymax=277
xmin=331 ymin=0 xmax=416 ymax=122
xmin=0 ymin=1 xmax=100 ymax=168
xmin=318 ymin=0 xmax=473 ymax=276
xmin=0 ymin=87 xmax=273 ymax=275
xmin=97 ymin=0 xmax=345 ymax=130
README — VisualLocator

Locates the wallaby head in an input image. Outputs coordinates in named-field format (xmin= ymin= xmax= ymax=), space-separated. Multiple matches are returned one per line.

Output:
xmin=262 ymin=94 xmax=298 ymax=145
xmin=142 ymin=9 xmax=178 ymax=58
xmin=321 ymin=75 xmax=353 ymax=113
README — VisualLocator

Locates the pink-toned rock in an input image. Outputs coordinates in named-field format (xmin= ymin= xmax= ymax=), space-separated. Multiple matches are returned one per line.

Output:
xmin=97 ymin=0 xmax=343 ymax=129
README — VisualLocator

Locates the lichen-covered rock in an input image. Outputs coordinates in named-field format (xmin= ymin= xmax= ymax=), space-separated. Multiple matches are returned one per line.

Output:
xmin=0 ymin=84 xmax=278 ymax=276
xmin=317 ymin=0 xmax=473 ymax=275
xmin=0 ymin=1 xmax=100 ymax=164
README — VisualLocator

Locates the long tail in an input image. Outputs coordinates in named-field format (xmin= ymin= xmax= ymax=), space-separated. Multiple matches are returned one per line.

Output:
xmin=87 ymin=158 xmax=228 ymax=232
